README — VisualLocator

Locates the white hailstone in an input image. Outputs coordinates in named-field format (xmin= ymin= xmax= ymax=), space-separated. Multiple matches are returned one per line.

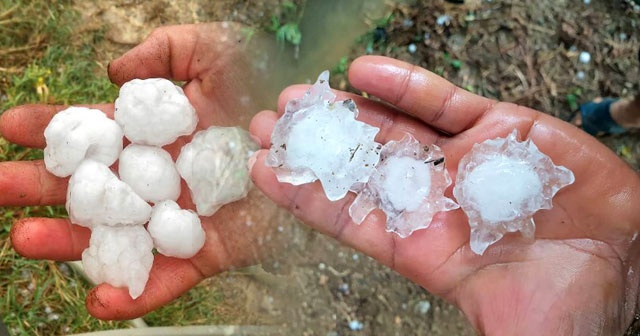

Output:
xmin=349 ymin=136 xmax=459 ymax=237
xmin=176 ymin=126 xmax=258 ymax=216
xmin=118 ymin=144 xmax=181 ymax=203
xmin=147 ymin=200 xmax=205 ymax=258
xmin=44 ymin=107 xmax=123 ymax=177
xmin=66 ymin=160 xmax=152 ymax=228
xmin=266 ymin=71 xmax=382 ymax=201
xmin=114 ymin=78 xmax=198 ymax=146
xmin=453 ymin=130 xmax=575 ymax=255
xmin=82 ymin=225 xmax=154 ymax=299
xmin=579 ymin=51 xmax=591 ymax=64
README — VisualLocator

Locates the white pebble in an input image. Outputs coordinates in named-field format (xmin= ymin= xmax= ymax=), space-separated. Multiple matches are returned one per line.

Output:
xmin=118 ymin=144 xmax=181 ymax=203
xmin=44 ymin=107 xmax=123 ymax=177
xmin=147 ymin=200 xmax=205 ymax=259
xmin=114 ymin=78 xmax=198 ymax=146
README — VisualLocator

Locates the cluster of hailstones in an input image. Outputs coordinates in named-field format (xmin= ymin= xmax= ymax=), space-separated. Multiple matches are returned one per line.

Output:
xmin=268 ymin=71 xmax=575 ymax=255
xmin=44 ymin=78 xmax=257 ymax=299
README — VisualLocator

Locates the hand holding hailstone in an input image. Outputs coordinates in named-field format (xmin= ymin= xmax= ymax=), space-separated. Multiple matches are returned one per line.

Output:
xmin=263 ymin=71 xmax=573 ymax=254
xmin=43 ymin=78 xmax=256 ymax=299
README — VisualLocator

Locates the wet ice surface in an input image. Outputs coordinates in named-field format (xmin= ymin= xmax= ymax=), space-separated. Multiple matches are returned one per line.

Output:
xmin=453 ymin=130 xmax=575 ymax=255
xmin=114 ymin=78 xmax=198 ymax=146
xmin=66 ymin=160 xmax=152 ymax=228
xmin=267 ymin=71 xmax=382 ymax=201
xmin=44 ymin=107 xmax=123 ymax=177
xmin=349 ymin=136 xmax=458 ymax=237
xmin=147 ymin=200 xmax=205 ymax=259
xmin=118 ymin=144 xmax=181 ymax=203
xmin=82 ymin=225 xmax=154 ymax=299
xmin=177 ymin=126 xmax=258 ymax=216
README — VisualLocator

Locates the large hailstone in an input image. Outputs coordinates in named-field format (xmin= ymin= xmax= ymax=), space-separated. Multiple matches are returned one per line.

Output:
xmin=176 ymin=126 xmax=258 ymax=216
xmin=453 ymin=130 xmax=575 ymax=255
xmin=82 ymin=225 xmax=154 ymax=299
xmin=44 ymin=107 xmax=123 ymax=177
xmin=147 ymin=200 xmax=205 ymax=259
xmin=66 ymin=160 xmax=152 ymax=228
xmin=114 ymin=78 xmax=198 ymax=146
xmin=350 ymin=136 xmax=459 ymax=237
xmin=267 ymin=71 xmax=382 ymax=201
xmin=118 ymin=144 xmax=181 ymax=203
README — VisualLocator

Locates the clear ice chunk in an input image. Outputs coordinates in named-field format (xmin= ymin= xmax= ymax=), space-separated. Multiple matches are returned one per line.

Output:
xmin=267 ymin=71 xmax=382 ymax=201
xmin=118 ymin=144 xmax=181 ymax=203
xmin=82 ymin=225 xmax=154 ymax=299
xmin=66 ymin=160 xmax=152 ymax=228
xmin=453 ymin=130 xmax=575 ymax=255
xmin=44 ymin=107 xmax=123 ymax=177
xmin=176 ymin=126 xmax=258 ymax=216
xmin=146 ymin=200 xmax=205 ymax=259
xmin=114 ymin=78 xmax=198 ymax=146
xmin=349 ymin=136 xmax=459 ymax=237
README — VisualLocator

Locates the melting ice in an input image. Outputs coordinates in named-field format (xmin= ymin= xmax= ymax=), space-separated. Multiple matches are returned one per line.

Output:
xmin=453 ymin=130 xmax=575 ymax=255
xmin=350 ymin=136 xmax=458 ymax=237
xmin=267 ymin=71 xmax=382 ymax=201
xmin=176 ymin=126 xmax=258 ymax=216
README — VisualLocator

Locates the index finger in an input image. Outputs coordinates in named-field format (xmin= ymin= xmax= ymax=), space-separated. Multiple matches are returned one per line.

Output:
xmin=0 ymin=103 xmax=114 ymax=149
xmin=348 ymin=56 xmax=496 ymax=134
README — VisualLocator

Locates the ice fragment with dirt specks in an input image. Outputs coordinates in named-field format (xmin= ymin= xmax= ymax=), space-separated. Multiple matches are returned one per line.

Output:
xmin=350 ymin=135 xmax=458 ymax=237
xmin=453 ymin=130 xmax=575 ymax=255
xmin=267 ymin=71 xmax=382 ymax=201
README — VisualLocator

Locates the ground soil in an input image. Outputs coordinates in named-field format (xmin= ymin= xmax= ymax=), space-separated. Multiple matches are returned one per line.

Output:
xmin=73 ymin=0 xmax=640 ymax=335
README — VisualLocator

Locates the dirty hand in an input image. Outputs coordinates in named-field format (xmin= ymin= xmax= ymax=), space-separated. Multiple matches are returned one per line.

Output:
xmin=249 ymin=55 xmax=640 ymax=335
xmin=0 ymin=23 xmax=280 ymax=320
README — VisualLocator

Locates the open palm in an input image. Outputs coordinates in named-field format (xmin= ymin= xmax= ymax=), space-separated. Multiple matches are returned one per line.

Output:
xmin=0 ymin=23 xmax=282 ymax=320
xmin=249 ymin=56 xmax=640 ymax=335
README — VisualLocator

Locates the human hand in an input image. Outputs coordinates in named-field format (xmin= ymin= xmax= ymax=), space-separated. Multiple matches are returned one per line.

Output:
xmin=0 ymin=23 xmax=282 ymax=320
xmin=249 ymin=55 xmax=640 ymax=335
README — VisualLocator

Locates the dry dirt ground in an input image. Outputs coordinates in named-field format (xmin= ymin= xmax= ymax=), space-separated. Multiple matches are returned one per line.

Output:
xmin=72 ymin=0 xmax=639 ymax=335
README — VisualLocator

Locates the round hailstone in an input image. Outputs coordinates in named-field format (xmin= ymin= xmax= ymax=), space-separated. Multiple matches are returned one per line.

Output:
xmin=147 ymin=200 xmax=205 ymax=259
xmin=44 ymin=107 xmax=123 ymax=177
xmin=453 ymin=130 xmax=575 ymax=255
xmin=349 ymin=136 xmax=459 ymax=237
xmin=266 ymin=71 xmax=382 ymax=201
xmin=118 ymin=144 xmax=181 ymax=203
xmin=66 ymin=160 xmax=152 ymax=228
xmin=82 ymin=225 xmax=154 ymax=299
xmin=176 ymin=126 xmax=258 ymax=216
xmin=114 ymin=78 xmax=198 ymax=146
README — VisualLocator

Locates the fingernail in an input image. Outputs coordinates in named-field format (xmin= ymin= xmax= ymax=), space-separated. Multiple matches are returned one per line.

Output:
xmin=247 ymin=150 xmax=259 ymax=172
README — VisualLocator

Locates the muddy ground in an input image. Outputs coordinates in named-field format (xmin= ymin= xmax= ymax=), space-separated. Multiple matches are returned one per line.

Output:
xmin=73 ymin=0 xmax=639 ymax=335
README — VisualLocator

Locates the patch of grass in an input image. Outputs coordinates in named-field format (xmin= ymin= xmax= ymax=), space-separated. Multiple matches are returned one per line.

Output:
xmin=1 ymin=1 xmax=233 ymax=334
xmin=267 ymin=1 xmax=305 ymax=47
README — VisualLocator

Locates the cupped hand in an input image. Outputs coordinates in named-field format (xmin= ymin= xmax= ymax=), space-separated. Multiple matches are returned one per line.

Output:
xmin=0 ymin=23 xmax=282 ymax=320
xmin=249 ymin=55 xmax=640 ymax=335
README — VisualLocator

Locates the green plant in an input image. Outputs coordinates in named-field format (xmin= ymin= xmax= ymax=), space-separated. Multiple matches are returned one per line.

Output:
xmin=268 ymin=1 xmax=305 ymax=47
